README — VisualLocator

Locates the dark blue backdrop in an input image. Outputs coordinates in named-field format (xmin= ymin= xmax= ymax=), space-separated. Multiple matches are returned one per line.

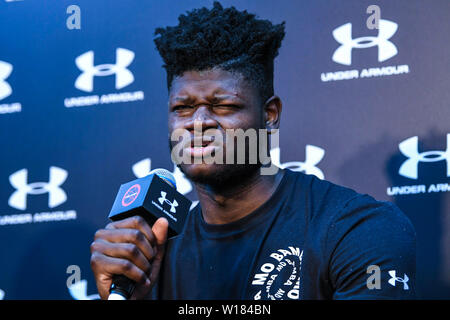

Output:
xmin=0 ymin=0 xmax=449 ymax=299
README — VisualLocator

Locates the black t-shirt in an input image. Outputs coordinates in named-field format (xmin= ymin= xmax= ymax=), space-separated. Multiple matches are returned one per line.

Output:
xmin=152 ymin=169 xmax=416 ymax=300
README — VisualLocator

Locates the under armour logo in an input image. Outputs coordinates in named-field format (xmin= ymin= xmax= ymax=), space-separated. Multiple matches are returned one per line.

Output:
xmin=270 ymin=146 xmax=325 ymax=180
xmin=75 ymin=48 xmax=135 ymax=92
xmin=398 ymin=134 xmax=450 ymax=179
xmin=0 ymin=60 xmax=13 ymax=100
xmin=332 ymin=19 xmax=398 ymax=65
xmin=388 ymin=270 xmax=409 ymax=290
xmin=158 ymin=191 xmax=178 ymax=213
xmin=8 ymin=166 xmax=68 ymax=210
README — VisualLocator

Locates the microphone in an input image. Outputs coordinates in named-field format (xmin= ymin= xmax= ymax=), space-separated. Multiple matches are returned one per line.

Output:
xmin=106 ymin=168 xmax=192 ymax=300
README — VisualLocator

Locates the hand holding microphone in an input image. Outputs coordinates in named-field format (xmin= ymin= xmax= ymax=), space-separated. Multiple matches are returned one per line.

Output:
xmin=90 ymin=215 xmax=168 ymax=300
xmin=90 ymin=168 xmax=191 ymax=300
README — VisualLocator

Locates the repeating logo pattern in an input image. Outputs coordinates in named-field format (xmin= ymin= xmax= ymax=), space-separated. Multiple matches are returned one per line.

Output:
xmin=0 ymin=4 xmax=445 ymax=300
xmin=399 ymin=134 xmax=450 ymax=179
xmin=270 ymin=146 xmax=325 ymax=180
xmin=0 ymin=60 xmax=13 ymax=100
xmin=322 ymin=18 xmax=408 ymax=83
xmin=332 ymin=19 xmax=398 ymax=66
xmin=8 ymin=167 xmax=68 ymax=210
xmin=75 ymin=48 xmax=135 ymax=92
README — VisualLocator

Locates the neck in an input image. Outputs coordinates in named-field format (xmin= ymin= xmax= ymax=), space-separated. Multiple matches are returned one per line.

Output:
xmin=194 ymin=168 xmax=284 ymax=225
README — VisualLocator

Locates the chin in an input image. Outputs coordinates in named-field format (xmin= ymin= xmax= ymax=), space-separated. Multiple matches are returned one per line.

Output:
xmin=181 ymin=163 xmax=218 ymax=178
xmin=179 ymin=162 xmax=261 ymax=188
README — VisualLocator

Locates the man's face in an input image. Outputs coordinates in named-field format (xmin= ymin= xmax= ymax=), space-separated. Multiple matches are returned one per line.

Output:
xmin=168 ymin=67 xmax=265 ymax=187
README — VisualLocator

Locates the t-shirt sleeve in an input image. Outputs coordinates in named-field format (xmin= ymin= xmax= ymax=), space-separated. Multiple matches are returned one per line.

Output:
xmin=325 ymin=195 xmax=416 ymax=300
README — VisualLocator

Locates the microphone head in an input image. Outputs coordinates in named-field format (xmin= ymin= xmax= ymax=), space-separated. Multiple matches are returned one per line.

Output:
xmin=149 ymin=168 xmax=177 ymax=189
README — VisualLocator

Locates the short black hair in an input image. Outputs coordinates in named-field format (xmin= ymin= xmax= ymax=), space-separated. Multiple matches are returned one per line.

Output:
xmin=153 ymin=1 xmax=286 ymax=104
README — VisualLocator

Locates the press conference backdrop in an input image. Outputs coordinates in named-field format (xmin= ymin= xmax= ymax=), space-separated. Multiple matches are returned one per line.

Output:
xmin=0 ymin=0 xmax=449 ymax=300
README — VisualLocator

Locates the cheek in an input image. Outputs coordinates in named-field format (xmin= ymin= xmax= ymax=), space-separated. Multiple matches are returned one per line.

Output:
xmin=221 ymin=112 xmax=263 ymax=131
xmin=168 ymin=116 xmax=185 ymax=133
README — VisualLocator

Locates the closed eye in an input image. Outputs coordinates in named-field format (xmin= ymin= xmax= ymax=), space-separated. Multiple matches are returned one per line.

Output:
xmin=172 ymin=105 xmax=193 ymax=112
xmin=216 ymin=104 xmax=236 ymax=108
xmin=214 ymin=104 xmax=241 ymax=110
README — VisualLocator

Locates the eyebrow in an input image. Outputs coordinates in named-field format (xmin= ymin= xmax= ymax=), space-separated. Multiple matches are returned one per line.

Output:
xmin=171 ymin=94 xmax=242 ymax=104
xmin=172 ymin=95 xmax=189 ymax=102
xmin=213 ymin=94 xmax=240 ymax=102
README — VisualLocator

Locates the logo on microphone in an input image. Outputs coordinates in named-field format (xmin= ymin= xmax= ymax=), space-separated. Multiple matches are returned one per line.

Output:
xmin=75 ymin=48 xmax=135 ymax=92
xmin=158 ymin=191 xmax=178 ymax=213
xmin=121 ymin=184 xmax=141 ymax=207
xmin=8 ymin=166 xmax=68 ymax=210
xmin=332 ymin=19 xmax=398 ymax=66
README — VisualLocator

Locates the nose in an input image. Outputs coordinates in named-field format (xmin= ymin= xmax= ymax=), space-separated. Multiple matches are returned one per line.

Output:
xmin=185 ymin=105 xmax=218 ymax=132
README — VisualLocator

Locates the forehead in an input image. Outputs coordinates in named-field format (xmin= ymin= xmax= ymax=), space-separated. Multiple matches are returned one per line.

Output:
xmin=169 ymin=68 xmax=256 ymax=103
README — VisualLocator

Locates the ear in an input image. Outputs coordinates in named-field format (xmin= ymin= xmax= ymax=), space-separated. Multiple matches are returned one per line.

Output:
xmin=263 ymin=95 xmax=282 ymax=131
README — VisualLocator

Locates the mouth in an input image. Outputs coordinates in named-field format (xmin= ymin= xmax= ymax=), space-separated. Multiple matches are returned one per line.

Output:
xmin=183 ymin=136 xmax=219 ymax=159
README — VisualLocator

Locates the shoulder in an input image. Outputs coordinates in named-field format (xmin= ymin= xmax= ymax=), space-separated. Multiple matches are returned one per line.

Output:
xmin=287 ymin=172 xmax=417 ymax=299
xmin=285 ymin=170 xmax=416 ymax=259
xmin=325 ymin=192 xmax=416 ymax=256
xmin=326 ymin=195 xmax=417 ymax=298
xmin=287 ymin=169 xmax=415 ymax=234
xmin=286 ymin=169 xmax=361 ymax=211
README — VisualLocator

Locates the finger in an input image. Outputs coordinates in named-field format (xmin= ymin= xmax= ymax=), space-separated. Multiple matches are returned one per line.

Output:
xmin=94 ymin=228 xmax=154 ymax=261
xmin=91 ymin=252 xmax=151 ymax=287
xmin=91 ymin=239 xmax=152 ymax=275
xmin=106 ymin=216 xmax=156 ymax=245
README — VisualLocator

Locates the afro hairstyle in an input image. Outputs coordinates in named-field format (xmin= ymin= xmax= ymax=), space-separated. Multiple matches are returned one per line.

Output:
xmin=153 ymin=1 xmax=286 ymax=104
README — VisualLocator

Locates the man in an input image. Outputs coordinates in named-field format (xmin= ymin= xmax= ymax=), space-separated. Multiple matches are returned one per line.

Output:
xmin=90 ymin=2 xmax=416 ymax=300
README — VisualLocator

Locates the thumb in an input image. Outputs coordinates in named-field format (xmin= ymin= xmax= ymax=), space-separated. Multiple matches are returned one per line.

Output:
xmin=149 ymin=217 xmax=169 ymax=285
xmin=152 ymin=217 xmax=169 ymax=246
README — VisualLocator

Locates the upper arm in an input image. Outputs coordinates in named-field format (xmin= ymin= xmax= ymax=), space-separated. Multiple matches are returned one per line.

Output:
xmin=325 ymin=196 xmax=416 ymax=300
